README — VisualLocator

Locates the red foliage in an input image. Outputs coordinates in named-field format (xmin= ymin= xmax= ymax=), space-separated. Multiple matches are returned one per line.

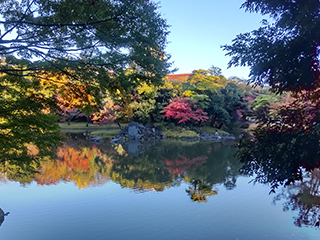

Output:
xmin=262 ymin=83 xmax=320 ymax=133
xmin=164 ymin=154 xmax=208 ymax=175
xmin=162 ymin=98 xmax=208 ymax=124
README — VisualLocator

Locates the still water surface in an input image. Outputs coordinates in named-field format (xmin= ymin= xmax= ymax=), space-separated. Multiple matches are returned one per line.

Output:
xmin=0 ymin=135 xmax=319 ymax=240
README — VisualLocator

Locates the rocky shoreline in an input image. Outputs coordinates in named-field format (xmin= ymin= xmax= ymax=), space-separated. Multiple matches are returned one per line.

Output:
xmin=110 ymin=122 xmax=235 ymax=145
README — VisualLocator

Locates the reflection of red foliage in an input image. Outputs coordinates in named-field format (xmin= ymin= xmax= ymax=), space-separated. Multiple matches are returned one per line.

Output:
xmin=57 ymin=147 xmax=91 ymax=172
xmin=164 ymin=154 xmax=208 ymax=175
xmin=162 ymin=98 xmax=208 ymax=124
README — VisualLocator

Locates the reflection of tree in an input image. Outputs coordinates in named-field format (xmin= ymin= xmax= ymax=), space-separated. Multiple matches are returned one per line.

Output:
xmin=1 ymin=135 xmax=243 ymax=200
xmin=186 ymin=179 xmax=218 ymax=203
xmin=35 ymin=161 xmax=74 ymax=186
xmin=183 ymin=143 xmax=241 ymax=191
xmin=0 ymin=161 xmax=37 ymax=186
xmin=161 ymin=141 xmax=241 ymax=202
xmin=111 ymin=149 xmax=174 ymax=192
xmin=273 ymin=168 xmax=320 ymax=228
xmin=57 ymin=147 xmax=91 ymax=172
xmin=35 ymin=144 xmax=113 ymax=189
xmin=237 ymin=130 xmax=320 ymax=192
xmin=163 ymin=154 xmax=208 ymax=176
xmin=237 ymin=128 xmax=320 ymax=228
xmin=110 ymin=141 xmax=241 ymax=194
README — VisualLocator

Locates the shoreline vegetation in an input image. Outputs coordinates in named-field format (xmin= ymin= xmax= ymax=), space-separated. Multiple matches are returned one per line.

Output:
xmin=58 ymin=122 xmax=242 ymax=142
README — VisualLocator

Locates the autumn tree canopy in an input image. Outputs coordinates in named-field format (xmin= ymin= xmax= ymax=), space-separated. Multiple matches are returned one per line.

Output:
xmin=0 ymin=0 xmax=171 ymax=163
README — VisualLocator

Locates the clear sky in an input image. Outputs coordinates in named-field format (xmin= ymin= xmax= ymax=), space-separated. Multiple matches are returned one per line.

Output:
xmin=157 ymin=0 xmax=267 ymax=79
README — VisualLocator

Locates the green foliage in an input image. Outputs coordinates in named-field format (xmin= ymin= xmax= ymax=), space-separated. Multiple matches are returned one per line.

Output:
xmin=0 ymin=74 xmax=64 ymax=165
xmin=163 ymin=128 xmax=199 ymax=138
xmin=129 ymin=82 xmax=159 ymax=123
xmin=0 ymin=0 xmax=170 ymax=87
xmin=0 ymin=0 xmax=173 ymax=166
xmin=222 ymin=0 xmax=320 ymax=92
xmin=252 ymin=93 xmax=279 ymax=111
xmin=205 ymin=82 xmax=244 ymax=128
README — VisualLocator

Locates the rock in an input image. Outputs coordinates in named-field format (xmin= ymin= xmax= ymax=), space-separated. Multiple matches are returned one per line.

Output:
xmin=110 ymin=136 xmax=124 ymax=144
xmin=90 ymin=137 xmax=103 ymax=143
xmin=128 ymin=122 xmax=139 ymax=139
xmin=135 ymin=134 xmax=144 ymax=141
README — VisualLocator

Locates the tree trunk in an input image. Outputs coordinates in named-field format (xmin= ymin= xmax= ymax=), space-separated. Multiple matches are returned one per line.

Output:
xmin=86 ymin=116 xmax=89 ymax=127
xmin=116 ymin=122 xmax=122 ymax=130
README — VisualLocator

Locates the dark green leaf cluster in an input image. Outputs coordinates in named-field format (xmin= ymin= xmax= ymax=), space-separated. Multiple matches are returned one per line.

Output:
xmin=204 ymin=82 xmax=244 ymax=128
xmin=1 ymin=0 xmax=171 ymax=86
xmin=0 ymin=74 xmax=64 ymax=166
xmin=222 ymin=0 xmax=320 ymax=92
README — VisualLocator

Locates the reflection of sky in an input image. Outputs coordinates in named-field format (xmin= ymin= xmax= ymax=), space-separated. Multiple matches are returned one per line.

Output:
xmin=1 ymin=178 xmax=319 ymax=240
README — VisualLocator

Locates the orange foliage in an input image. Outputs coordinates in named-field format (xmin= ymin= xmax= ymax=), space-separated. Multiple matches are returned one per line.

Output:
xmin=25 ymin=143 xmax=40 ymax=156
xmin=35 ymin=146 xmax=112 ymax=188
xmin=91 ymin=100 xmax=121 ymax=125
xmin=36 ymin=71 xmax=97 ymax=111
xmin=57 ymin=147 xmax=92 ymax=172
xmin=35 ymin=161 xmax=74 ymax=185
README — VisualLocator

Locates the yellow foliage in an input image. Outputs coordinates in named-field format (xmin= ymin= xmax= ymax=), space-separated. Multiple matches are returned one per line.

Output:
xmin=113 ymin=144 xmax=127 ymax=156
xmin=137 ymin=82 xmax=156 ymax=94
xmin=183 ymin=90 xmax=195 ymax=97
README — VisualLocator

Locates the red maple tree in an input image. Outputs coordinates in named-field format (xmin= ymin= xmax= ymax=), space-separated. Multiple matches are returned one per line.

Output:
xmin=162 ymin=98 xmax=208 ymax=124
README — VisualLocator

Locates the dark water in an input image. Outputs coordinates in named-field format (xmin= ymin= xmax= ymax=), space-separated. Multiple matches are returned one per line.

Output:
xmin=0 ymin=135 xmax=320 ymax=240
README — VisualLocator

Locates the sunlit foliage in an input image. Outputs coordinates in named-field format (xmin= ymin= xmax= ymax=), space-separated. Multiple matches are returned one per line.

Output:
xmin=162 ymin=98 xmax=208 ymax=125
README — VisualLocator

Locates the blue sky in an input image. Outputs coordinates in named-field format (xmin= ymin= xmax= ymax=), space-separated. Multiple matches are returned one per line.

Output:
xmin=158 ymin=0 xmax=267 ymax=79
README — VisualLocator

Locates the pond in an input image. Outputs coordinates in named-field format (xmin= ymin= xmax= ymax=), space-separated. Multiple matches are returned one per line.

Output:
xmin=1 ymin=134 xmax=320 ymax=240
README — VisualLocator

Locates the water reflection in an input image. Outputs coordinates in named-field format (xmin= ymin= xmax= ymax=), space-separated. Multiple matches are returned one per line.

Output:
xmin=237 ymin=130 xmax=320 ymax=228
xmin=237 ymin=131 xmax=320 ymax=191
xmin=0 ymin=208 xmax=9 ymax=228
xmin=0 ymin=133 xmax=240 ymax=202
xmin=186 ymin=179 xmax=218 ymax=203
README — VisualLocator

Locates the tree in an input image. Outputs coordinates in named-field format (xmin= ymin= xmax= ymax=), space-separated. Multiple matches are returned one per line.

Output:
xmin=222 ymin=0 xmax=320 ymax=92
xmin=1 ymin=0 xmax=170 ymax=88
xmin=187 ymin=68 xmax=227 ymax=91
xmin=0 ymin=73 xmax=64 ymax=164
xmin=0 ymin=0 xmax=171 ymax=163
xmin=205 ymin=83 xmax=244 ymax=128
xmin=162 ymin=98 xmax=209 ymax=125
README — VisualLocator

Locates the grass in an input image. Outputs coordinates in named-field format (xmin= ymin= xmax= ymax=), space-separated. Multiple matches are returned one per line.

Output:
xmin=162 ymin=125 xmax=199 ymax=138
xmin=90 ymin=129 xmax=121 ymax=138
xmin=58 ymin=122 xmax=123 ymax=129
xmin=58 ymin=121 xmax=234 ymax=138
xmin=58 ymin=122 xmax=127 ymax=133
xmin=199 ymin=126 xmax=231 ymax=135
